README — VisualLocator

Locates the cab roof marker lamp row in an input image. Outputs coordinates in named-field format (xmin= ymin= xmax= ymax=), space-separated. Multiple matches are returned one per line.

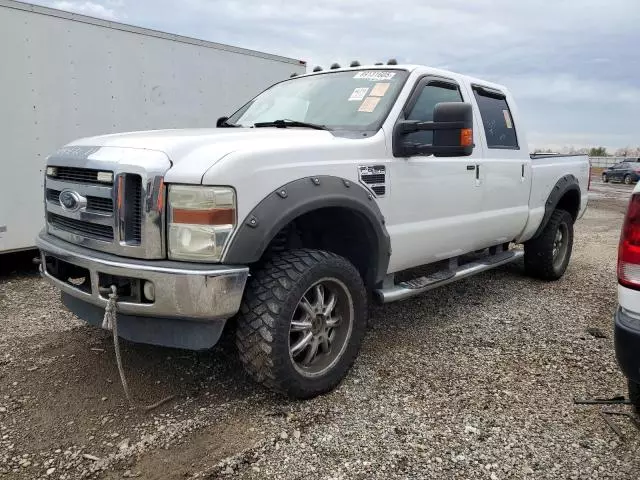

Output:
xmin=309 ymin=59 xmax=396 ymax=73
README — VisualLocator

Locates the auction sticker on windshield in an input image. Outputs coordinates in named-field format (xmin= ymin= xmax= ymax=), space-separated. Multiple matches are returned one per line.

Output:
xmin=358 ymin=96 xmax=381 ymax=112
xmin=348 ymin=87 xmax=369 ymax=101
xmin=353 ymin=71 xmax=396 ymax=81
xmin=369 ymin=83 xmax=390 ymax=97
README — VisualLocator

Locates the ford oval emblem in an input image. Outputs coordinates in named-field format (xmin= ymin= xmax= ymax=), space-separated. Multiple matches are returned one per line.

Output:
xmin=59 ymin=190 xmax=85 ymax=212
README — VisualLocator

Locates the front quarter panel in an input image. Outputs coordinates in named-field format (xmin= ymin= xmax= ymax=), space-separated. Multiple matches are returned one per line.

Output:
xmin=200 ymin=131 xmax=389 ymax=231
xmin=223 ymin=175 xmax=391 ymax=285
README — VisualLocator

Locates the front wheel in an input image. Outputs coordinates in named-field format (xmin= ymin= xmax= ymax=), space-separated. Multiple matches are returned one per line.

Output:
xmin=602 ymin=173 xmax=608 ymax=183
xmin=625 ymin=174 xmax=633 ymax=185
xmin=236 ymin=249 xmax=367 ymax=399
xmin=524 ymin=209 xmax=574 ymax=280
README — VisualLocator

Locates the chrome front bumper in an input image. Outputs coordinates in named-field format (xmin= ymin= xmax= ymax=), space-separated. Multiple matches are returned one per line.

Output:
xmin=36 ymin=231 xmax=249 ymax=321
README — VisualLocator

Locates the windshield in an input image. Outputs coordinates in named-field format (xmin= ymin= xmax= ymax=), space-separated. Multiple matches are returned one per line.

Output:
xmin=227 ymin=69 xmax=409 ymax=131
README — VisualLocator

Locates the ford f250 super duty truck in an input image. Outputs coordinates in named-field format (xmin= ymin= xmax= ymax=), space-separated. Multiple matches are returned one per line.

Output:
xmin=37 ymin=63 xmax=589 ymax=399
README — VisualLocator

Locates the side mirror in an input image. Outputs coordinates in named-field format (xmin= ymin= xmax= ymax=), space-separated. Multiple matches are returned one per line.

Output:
xmin=393 ymin=102 xmax=474 ymax=157
xmin=216 ymin=116 xmax=229 ymax=128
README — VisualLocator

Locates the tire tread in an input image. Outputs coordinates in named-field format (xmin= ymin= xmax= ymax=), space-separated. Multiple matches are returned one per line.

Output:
xmin=524 ymin=209 xmax=574 ymax=280
xmin=236 ymin=248 xmax=366 ymax=398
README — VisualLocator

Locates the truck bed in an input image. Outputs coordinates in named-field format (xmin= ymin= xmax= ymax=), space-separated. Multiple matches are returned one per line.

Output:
xmin=518 ymin=153 xmax=590 ymax=242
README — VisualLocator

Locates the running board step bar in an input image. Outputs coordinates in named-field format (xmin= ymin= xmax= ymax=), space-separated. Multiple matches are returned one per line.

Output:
xmin=375 ymin=250 xmax=524 ymax=303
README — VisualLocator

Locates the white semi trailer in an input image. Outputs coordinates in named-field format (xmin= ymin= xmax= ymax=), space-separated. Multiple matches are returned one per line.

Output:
xmin=0 ymin=0 xmax=306 ymax=253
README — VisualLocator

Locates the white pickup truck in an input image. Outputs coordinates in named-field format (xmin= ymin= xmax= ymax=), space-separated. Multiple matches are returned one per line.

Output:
xmin=37 ymin=63 xmax=589 ymax=398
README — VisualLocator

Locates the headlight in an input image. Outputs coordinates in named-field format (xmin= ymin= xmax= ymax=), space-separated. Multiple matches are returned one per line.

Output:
xmin=167 ymin=185 xmax=236 ymax=262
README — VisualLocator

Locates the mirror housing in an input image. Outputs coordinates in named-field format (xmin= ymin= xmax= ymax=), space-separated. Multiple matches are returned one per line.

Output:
xmin=216 ymin=116 xmax=229 ymax=127
xmin=393 ymin=102 xmax=474 ymax=157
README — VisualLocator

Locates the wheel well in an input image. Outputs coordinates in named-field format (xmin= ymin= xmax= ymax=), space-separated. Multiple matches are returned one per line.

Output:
xmin=556 ymin=188 xmax=581 ymax=221
xmin=260 ymin=207 xmax=380 ymax=287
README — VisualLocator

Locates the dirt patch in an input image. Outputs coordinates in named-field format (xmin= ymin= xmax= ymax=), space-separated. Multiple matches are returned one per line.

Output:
xmin=101 ymin=418 xmax=258 ymax=480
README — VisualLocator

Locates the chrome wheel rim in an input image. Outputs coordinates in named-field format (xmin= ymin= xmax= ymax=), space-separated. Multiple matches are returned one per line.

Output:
xmin=552 ymin=223 xmax=569 ymax=268
xmin=288 ymin=278 xmax=354 ymax=378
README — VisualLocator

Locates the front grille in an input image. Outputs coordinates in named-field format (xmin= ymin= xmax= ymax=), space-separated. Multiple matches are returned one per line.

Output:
xmin=46 ymin=189 xmax=113 ymax=213
xmin=122 ymin=175 xmax=142 ymax=244
xmin=49 ymin=167 xmax=113 ymax=185
xmin=372 ymin=185 xmax=386 ymax=196
xmin=44 ymin=156 xmax=166 ymax=259
xmin=48 ymin=213 xmax=114 ymax=241
xmin=130 ymin=176 xmax=142 ymax=243
xmin=87 ymin=196 xmax=113 ymax=213
xmin=46 ymin=189 xmax=60 ymax=203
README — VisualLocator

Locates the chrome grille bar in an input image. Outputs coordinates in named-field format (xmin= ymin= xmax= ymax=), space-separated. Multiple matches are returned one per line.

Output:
xmin=47 ymin=188 xmax=113 ymax=213
xmin=48 ymin=213 xmax=114 ymax=241
xmin=49 ymin=166 xmax=113 ymax=185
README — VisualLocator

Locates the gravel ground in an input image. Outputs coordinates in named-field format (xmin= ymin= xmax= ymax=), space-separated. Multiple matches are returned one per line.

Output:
xmin=1 ymin=179 xmax=639 ymax=479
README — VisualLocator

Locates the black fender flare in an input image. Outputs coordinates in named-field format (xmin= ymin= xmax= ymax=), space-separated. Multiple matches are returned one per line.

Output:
xmin=531 ymin=174 xmax=581 ymax=239
xmin=223 ymin=175 xmax=391 ymax=285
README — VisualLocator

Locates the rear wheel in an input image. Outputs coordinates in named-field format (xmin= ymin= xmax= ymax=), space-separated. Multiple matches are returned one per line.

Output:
xmin=624 ymin=174 xmax=632 ymax=185
xmin=524 ymin=209 xmax=574 ymax=280
xmin=236 ymin=249 xmax=367 ymax=399
xmin=629 ymin=379 xmax=640 ymax=412
xmin=602 ymin=173 xmax=608 ymax=183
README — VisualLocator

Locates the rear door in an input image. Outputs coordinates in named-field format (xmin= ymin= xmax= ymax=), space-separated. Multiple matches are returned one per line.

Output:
xmin=468 ymin=85 xmax=530 ymax=245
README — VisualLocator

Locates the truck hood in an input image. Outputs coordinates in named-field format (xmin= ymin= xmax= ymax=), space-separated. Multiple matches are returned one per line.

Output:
xmin=68 ymin=128 xmax=338 ymax=181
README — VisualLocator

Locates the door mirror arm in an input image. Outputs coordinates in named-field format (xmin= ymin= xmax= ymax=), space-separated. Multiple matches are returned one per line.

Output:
xmin=398 ymin=120 xmax=469 ymax=134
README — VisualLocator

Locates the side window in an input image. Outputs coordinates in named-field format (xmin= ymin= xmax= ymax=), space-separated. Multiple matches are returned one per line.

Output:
xmin=473 ymin=87 xmax=519 ymax=149
xmin=405 ymin=83 xmax=463 ymax=145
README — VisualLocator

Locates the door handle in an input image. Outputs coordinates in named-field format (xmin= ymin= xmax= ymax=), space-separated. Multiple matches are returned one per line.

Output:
xmin=466 ymin=165 xmax=475 ymax=171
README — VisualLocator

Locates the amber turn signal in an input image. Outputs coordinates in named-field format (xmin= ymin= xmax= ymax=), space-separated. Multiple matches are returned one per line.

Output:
xmin=460 ymin=128 xmax=473 ymax=147
xmin=172 ymin=208 xmax=235 ymax=225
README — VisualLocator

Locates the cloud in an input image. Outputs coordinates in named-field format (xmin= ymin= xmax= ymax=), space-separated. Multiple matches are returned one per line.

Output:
xmin=29 ymin=0 xmax=640 ymax=148
xmin=52 ymin=1 xmax=121 ymax=20
xmin=502 ymin=74 xmax=640 ymax=105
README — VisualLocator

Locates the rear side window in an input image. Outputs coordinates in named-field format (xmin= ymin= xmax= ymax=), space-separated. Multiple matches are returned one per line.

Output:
xmin=405 ymin=83 xmax=463 ymax=145
xmin=473 ymin=86 xmax=519 ymax=149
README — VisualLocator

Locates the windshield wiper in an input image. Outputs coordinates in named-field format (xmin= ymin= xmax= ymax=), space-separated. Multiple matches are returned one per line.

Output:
xmin=253 ymin=119 xmax=329 ymax=131
xmin=217 ymin=117 xmax=240 ymax=128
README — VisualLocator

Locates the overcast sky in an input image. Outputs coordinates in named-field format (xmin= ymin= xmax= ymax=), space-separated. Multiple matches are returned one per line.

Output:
xmin=28 ymin=0 xmax=640 ymax=151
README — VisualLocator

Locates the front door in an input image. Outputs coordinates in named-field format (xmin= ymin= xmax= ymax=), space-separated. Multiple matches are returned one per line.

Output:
xmin=385 ymin=77 xmax=485 ymax=273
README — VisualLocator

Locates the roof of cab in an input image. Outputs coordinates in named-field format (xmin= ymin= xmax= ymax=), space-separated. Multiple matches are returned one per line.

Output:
xmin=297 ymin=64 xmax=509 ymax=94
